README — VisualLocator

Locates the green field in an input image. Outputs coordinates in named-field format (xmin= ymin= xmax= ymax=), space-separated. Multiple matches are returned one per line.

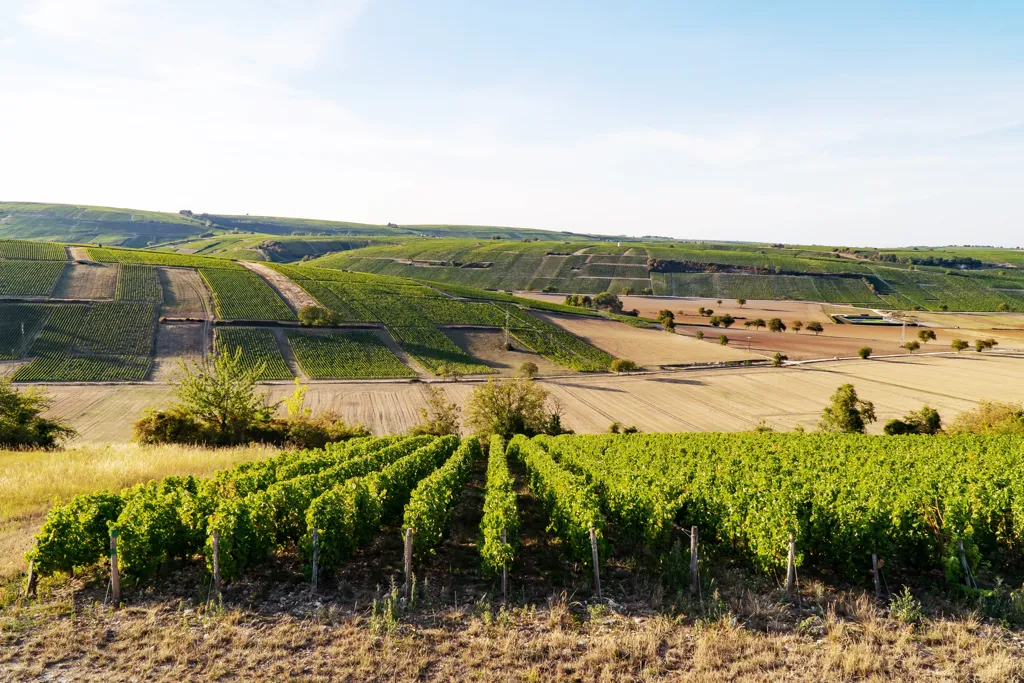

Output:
xmin=10 ymin=302 xmax=155 ymax=381
xmin=0 ymin=260 xmax=67 ymax=296
xmin=286 ymin=330 xmax=416 ymax=379
xmin=214 ymin=327 xmax=293 ymax=380
xmin=88 ymin=247 xmax=244 ymax=270
xmin=199 ymin=268 xmax=296 ymax=321
xmin=0 ymin=239 xmax=67 ymax=260
xmin=115 ymin=264 xmax=163 ymax=302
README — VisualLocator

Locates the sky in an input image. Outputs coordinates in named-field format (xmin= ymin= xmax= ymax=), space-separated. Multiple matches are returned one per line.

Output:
xmin=1 ymin=1 xmax=1022 ymax=247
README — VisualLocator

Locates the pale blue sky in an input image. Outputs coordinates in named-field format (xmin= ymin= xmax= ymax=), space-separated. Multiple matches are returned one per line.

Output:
xmin=1 ymin=1 xmax=1022 ymax=246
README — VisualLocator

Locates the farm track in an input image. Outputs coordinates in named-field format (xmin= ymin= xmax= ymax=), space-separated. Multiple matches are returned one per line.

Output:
xmin=270 ymin=327 xmax=305 ymax=379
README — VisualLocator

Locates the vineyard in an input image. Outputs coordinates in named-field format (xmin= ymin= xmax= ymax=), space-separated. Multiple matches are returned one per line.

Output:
xmin=115 ymin=264 xmax=163 ymax=302
xmin=387 ymin=326 xmax=494 ymax=375
xmin=0 ymin=239 xmax=67 ymax=260
xmin=199 ymin=268 xmax=297 ymax=321
xmin=0 ymin=260 xmax=68 ymax=296
xmin=0 ymin=303 xmax=50 ymax=359
xmin=286 ymin=331 xmax=416 ymax=379
xmin=11 ymin=302 xmax=155 ymax=381
xmin=87 ymin=247 xmax=244 ymax=270
xmin=27 ymin=435 xmax=477 ymax=587
xmin=214 ymin=328 xmax=293 ymax=381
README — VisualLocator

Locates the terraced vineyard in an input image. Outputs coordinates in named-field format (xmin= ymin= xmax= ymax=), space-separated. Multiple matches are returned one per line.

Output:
xmin=286 ymin=331 xmax=416 ymax=379
xmin=88 ymin=247 xmax=244 ymax=270
xmin=0 ymin=260 xmax=68 ymax=296
xmin=0 ymin=239 xmax=67 ymax=260
xmin=0 ymin=304 xmax=50 ymax=359
xmin=11 ymin=302 xmax=155 ymax=381
xmin=199 ymin=268 xmax=296 ymax=321
xmin=388 ymin=326 xmax=493 ymax=375
xmin=115 ymin=264 xmax=163 ymax=302
xmin=214 ymin=327 xmax=293 ymax=380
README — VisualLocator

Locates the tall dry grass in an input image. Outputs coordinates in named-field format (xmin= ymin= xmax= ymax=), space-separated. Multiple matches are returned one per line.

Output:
xmin=0 ymin=443 xmax=276 ymax=580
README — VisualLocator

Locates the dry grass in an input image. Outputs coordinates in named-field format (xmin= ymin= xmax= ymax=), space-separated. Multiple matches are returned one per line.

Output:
xmin=1 ymin=583 xmax=1021 ymax=681
xmin=0 ymin=444 xmax=276 ymax=580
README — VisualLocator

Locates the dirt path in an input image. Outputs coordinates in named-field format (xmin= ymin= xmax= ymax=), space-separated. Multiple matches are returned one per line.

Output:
xmin=271 ymin=327 xmax=307 ymax=379
xmin=67 ymin=246 xmax=90 ymax=261
xmin=243 ymin=261 xmax=317 ymax=313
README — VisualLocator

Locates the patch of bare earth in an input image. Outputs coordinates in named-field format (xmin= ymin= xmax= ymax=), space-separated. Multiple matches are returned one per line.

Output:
xmin=445 ymin=328 xmax=569 ymax=376
xmin=243 ymin=261 xmax=317 ymax=313
xmin=66 ymin=246 xmax=90 ymax=261
xmin=52 ymin=263 xmax=116 ymax=299
xmin=151 ymin=322 xmax=205 ymax=381
xmin=158 ymin=267 xmax=210 ymax=319
xmin=535 ymin=312 xmax=761 ymax=365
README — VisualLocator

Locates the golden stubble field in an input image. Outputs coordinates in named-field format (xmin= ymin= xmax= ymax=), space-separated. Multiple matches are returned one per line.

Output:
xmin=23 ymin=354 xmax=1024 ymax=444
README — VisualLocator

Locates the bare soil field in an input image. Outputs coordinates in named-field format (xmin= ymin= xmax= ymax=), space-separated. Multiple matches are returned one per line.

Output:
xmin=52 ymin=262 xmax=116 ymax=299
xmin=151 ymin=322 xmax=206 ymax=381
xmin=445 ymin=328 xmax=567 ymax=376
xmin=516 ymin=292 xmax=852 ymax=325
xmin=243 ymin=261 xmax=317 ymax=312
xmin=157 ymin=267 xmax=210 ymax=318
xmin=536 ymin=312 xmax=760 ymax=365
xmin=30 ymin=355 xmax=1024 ymax=443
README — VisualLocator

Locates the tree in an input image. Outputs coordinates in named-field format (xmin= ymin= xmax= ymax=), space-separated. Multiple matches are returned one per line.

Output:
xmin=298 ymin=305 xmax=340 ymax=327
xmin=818 ymin=383 xmax=876 ymax=434
xmin=704 ymin=308 xmax=714 ymax=317
xmin=737 ymin=298 xmax=746 ymax=308
xmin=884 ymin=406 xmax=942 ymax=435
xmin=792 ymin=320 xmax=803 ymax=334
xmin=518 ymin=361 xmax=539 ymax=379
xmin=998 ymin=302 xmax=1012 ymax=312
xmin=436 ymin=363 xmax=465 ymax=382
xmin=858 ymin=346 xmax=872 ymax=360
xmin=768 ymin=318 xmax=786 ymax=333
xmin=465 ymin=377 xmax=562 ymax=439
xmin=947 ymin=400 xmax=1024 ymax=435
xmin=662 ymin=318 xmax=676 ymax=332
xmin=656 ymin=309 xmax=675 ymax=323
xmin=0 ymin=380 xmax=77 ymax=449
xmin=720 ymin=314 xmax=735 ymax=328
xmin=917 ymin=329 xmax=936 ymax=344
xmin=975 ymin=338 xmax=998 ymax=353
xmin=806 ymin=321 xmax=824 ymax=335
xmin=594 ymin=291 xmax=623 ymax=313
xmin=709 ymin=316 xmax=722 ymax=328
xmin=694 ymin=330 xmax=704 ymax=340
xmin=409 ymin=386 xmax=460 ymax=436
xmin=610 ymin=359 xmax=638 ymax=373
xmin=771 ymin=352 xmax=788 ymax=367
xmin=716 ymin=300 xmax=723 ymax=305
xmin=718 ymin=335 xmax=729 ymax=346
xmin=904 ymin=341 xmax=920 ymax=353
xmin=951 ymin=339 xmax=969 ymax=354
xmin=697 ymin=306 xmax=706 ymax=317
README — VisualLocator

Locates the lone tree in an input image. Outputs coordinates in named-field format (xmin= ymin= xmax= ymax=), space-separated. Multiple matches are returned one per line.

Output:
xmin=818 ymin=383 xmax=876 ymax=434
xmin=858 ymin=346 xmax=872 ymax=360
xmin=737 ymin=298 xmax=747 ymax=308
xmin=0 ymin=380 xmax=77 ymax=449
xmin=718 ymin=335 xmax=729 ymax=346
xmin=917 ymin=329 xmax=937 ymax=344
xmin=518 ymin=361 xmax=539 ymax=379
xmin=298 ymin=305 xmax=339 ymax=327
xmin=656 ymin=309 xmax=675 ymax=324
xmin=884 ymin=405 xmax=942 ymax=435
xmin=768 ymin=318 xmax=786 ymax=333
xmin=719 ymin=314 xmax=735 ymax=328
xmin=792 ymin=320 xmax=803 ymax=334
xmin=465 ymin=377 xmax=569 ymax=440
xmin=806 ymin=321 xmax=824 ymax=335
xmin=594 ymin=291 xmax=623 ymax=313
xmin=904 ymin=340 xmax=921 ymax=353
xmin=951 ymin=339 xmax=970 ymax=354
xmin=694 ymin=330 xmax=704 ymax=340
xmin=771 ymin=352 xmax=788 ymax=367
xmin=975 ymin=338 xmax=998 ymax=353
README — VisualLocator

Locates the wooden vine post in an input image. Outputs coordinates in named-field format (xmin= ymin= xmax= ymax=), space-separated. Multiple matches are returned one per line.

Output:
xmin=872 ymin=550 xmax=881 ymax=599
xmin=311 ymin=529 xmax=320 ymax=594
xmin=958 ymin=539 xmax=975 ymax=589
xmin=24 ymin=557 xmax=37 ymax=599
xmin=785 ymin=534 xmax=796 ymax=597
xmin=501 ymin=528 xmax=508 ymax=604
xmin=690 ymin=526 xmax=699 ymax=597
xmin=404 ymin=528 xmax=414 ymax=601
xmin=109 ymin=528 xmax=121 ymax=605
xmin=211 ymin=529 xmax=221 ymax=600
xmin=589 ymin=527 xmax=601 ymax=599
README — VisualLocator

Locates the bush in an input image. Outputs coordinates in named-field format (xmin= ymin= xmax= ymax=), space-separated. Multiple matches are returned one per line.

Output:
xmin=947 ymin=400 xmax=1024 ymax=435
xmin=0 ymin=379 xmax=77 ymax=449
xmin=718 ymin=335 xmax=729 ymax=346
xmin=466 ymin=377 xmax=559 ymax=440
xmin=771 ymin=352 xmax=788 ymax=367
xmin=409 ymin=386 xmax=460 ymax=436
xmin=694 ymin=330 xmax=704 ymax=341
xmin=610 ymin=359 xmax=638 ymax=373
xmin=298 ymin=305 xmax=339 ymax=327
xmin=858 ymin=347 xmax=872 ymax=360
xmin=818 ymin=383 xmax=876 ymax=433
xmin=518 ymin=362 xmax=539 ymax=379
xmin=883 ymin=406 xmax=942 ymax=435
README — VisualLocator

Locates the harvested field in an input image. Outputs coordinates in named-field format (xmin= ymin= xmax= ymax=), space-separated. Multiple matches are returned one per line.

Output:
xmin=51 ymin=262 xmax=116 ymax=299
xmin=243 ymin=261 xmax=317 ymax=312
xmin=157 ymin=267 xmax=210 ymax=318
xmin=537 ymin=312 xmax=760 ymax=365
xmin=444 ymin=328 xmax=567 ymax=376
xmin=27 ymin=355 xmax=1024 ymax=443
xmin=151 ymin=322 xmax=205 ymax=381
